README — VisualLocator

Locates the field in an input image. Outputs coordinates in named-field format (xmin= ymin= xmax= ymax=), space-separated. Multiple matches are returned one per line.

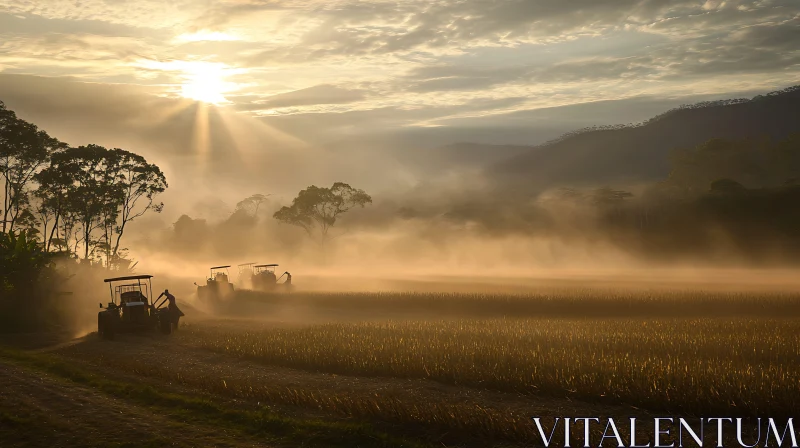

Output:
xmin=2 ymin=284 xmax=800 ymax=447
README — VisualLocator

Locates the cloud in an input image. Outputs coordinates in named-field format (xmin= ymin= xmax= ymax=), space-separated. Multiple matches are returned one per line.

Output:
xmin=0 ymin=0 xmax=200 ymax=29
xmin=249 ymin=84 xmax=367 ymax=109
xmin=1 ymin=0 xmax=798 ymax=150
xmin=0 ymin=12 xmax=163 ymax=38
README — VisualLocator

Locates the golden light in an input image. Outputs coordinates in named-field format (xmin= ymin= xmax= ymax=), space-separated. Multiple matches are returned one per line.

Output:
xmin=132 ymin=57 xmax=309 ymax=175
xmin=180 ymin=68 xmax=232 ymax=105
xmin=136 ymin=59 xmax=244 ymax=105
xmin=175 ymin=31 xmax=240 ymax=42
xmin=178 ymin=61 xmax=246 ymax=105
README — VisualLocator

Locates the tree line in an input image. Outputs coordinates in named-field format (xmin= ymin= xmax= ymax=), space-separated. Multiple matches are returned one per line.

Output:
xmin=437 ymin=134 xmax=800 ymax=263
xmin=1 ymin=101 xmax=167 ymax=268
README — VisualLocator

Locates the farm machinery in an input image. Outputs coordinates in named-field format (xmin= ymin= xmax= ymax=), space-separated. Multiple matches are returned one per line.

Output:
xmin=237 ymin=262 xmax=256 ymax=286
xmin=97 ymin=275 xmax=183 ymax=340
xmin=196 ymin=265 xmax=236 ymax=302
xmin=238 ymin=262 xmax=293 ymax=292
xmin=253 ymin=264 xmax=280 ymax=291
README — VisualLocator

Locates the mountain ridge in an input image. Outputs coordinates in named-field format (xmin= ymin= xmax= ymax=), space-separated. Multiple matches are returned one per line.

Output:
xmin=487 ymin=85 xmax=800 ymax=187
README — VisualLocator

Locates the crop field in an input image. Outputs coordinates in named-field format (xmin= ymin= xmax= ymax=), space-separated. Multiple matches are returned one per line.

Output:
xmin=184 ymin=318 xmax=800 ymax=418
xmin=3 ymin=287 xmax=800 ymax=447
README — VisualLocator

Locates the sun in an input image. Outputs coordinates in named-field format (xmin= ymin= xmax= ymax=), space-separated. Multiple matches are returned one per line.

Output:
xmin=178 ymin=61 xmax=241 ymax=105
xmin=181 ymin=71 xmax=230 ymax=104
xmin=135 ymin=59 xmax=245 ymax=105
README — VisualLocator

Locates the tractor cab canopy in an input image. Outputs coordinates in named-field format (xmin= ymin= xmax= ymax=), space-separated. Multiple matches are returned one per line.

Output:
xmin=237 ymin=263 xmax=256 ymax=276
xmin=210 ymin=266 xmax=231 ymax=282
xmin=104 ymin=275 xmax=153 ymax=306
xmin=255 ymin=264 xmax=278 ymax=274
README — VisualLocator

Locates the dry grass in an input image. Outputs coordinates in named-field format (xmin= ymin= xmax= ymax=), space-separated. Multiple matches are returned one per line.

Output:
xmin=45 ymin=289 xmax=800 ymax=445
xmin=229 ymin=289 xmax=800 ymax=319
xmin=183 ymin=314 xmax=800 ymax=418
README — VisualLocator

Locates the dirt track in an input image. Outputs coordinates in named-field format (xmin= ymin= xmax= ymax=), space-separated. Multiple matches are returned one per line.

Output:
xmin=0 ymin=359 xmax=273 ymax=448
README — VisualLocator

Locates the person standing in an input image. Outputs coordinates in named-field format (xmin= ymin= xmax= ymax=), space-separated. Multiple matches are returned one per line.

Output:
xmin=164 ymin=289 xmax=184 ymax=330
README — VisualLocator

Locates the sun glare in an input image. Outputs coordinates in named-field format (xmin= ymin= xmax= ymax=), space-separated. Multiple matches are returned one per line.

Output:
xmin=181 ymin=69 xmax=232 ymax=104
xmin=179 ymin=61 xmax=245 ymax=105
xmin=136 ymin=59 xmax=245 ymax=105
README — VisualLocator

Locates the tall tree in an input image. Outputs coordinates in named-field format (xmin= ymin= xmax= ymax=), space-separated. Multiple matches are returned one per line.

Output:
xmin=106 ymin=149 xmax=168 ymax=261
xmin=236 ymin=193 xmax=270 ymax=218
xmin=49 ymin=145 xmax=125 ymax=261
xmin=0 ymin=101 xmax=64 ymax=232
xmin=34 ymin=165 xmax=74 ymax=252
xmin=274 ymin=182 xmax=372 ymax=250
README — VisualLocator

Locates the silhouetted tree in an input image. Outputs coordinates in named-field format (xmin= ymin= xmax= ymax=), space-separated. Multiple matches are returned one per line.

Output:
xmin=0 ymin=101 xmax=65 ymax=232
xmin=47 ymin=145 xmax=125 ymax=261
xmin=107 ymin=149 xmax=167 ymax=262
xmin=274 ymin=182 xmax=372 ymax=250
xmin=709 ymin=178 xmax=747 ymax=195
xmin=235 ymin=193 xmax=270 ymax=217
xmin=34 ymin=164 xmax=76 ymax=252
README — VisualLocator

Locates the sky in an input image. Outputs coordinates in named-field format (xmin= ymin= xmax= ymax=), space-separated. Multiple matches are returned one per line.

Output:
xmin=1 ymin=0 xmax=797 ymax=131
xmin=0 ymin=0 xmax=798 ymax=204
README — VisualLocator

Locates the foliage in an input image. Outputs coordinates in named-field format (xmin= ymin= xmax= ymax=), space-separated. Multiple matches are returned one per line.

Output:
xmin=106 ymin=148 xmax=167 ymax=264
xmin=0 ymin=229 xmax=53 ymax=292
xmin=0 ymin=101 xmax=166 ymax=331
xmin=666 ymin=134 xmax=800 ymax=194
xmin=0 ymin=101 xmax=167 ymax=265
xmin=0 ymin=101 xmax=66 ymax=233
xmin=709 ymin=178 xmax=746 ymax=195
xmin=533 ymin=85 xmax=800 ymax=150
xmin=235 ymin=193 xmax=270 ymax=217
xmin=274 ymin=182 xmax=372 ymax=248
xmin=0 ymin=229 xmax=65 ymax=332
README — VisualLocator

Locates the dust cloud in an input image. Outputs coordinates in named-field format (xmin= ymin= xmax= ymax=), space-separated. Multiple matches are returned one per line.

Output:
xmin=12 ymin=81 xmax=795 ymax=305
xmin=117 ymin=173 xmax=800 ymax=299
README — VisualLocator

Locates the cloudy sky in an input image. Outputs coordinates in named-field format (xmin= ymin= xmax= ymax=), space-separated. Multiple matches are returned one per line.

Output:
xmin=1 ymin=0 xmax=797 ymax=135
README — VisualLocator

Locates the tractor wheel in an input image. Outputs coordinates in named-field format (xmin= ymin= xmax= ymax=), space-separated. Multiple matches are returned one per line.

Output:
xmin=100 ymin=313 xmax=116 ymax=340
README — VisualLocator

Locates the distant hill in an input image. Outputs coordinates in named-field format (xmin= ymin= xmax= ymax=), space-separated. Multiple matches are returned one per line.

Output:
xmin=489 ymin=85 xmax=800 ymax=187
xmin=392 ymin=142 xmax=533 ymax=174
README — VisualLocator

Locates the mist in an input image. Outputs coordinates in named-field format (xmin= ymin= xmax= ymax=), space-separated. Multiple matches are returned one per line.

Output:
xmin=4 ymin=75 xmax=799 ymax=301
xmin=120 ymin=168 xmax=800 ymax=300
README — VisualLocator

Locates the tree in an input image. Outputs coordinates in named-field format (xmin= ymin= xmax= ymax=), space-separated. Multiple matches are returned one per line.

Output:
xmin=273 ymin=182 xmax=372 ymax=250
xmin=0 ymin=101 xmax=65 ymax=232
xmin=0 ymin=229 xmax=53 ymax=293
xmin=48 ymin=145 xmax=125 ymax=261
xmin=710 ymin=178 xmax=747 ymax=195
xmin=235 ymin=193 xmax=270 ymax=218
xmin=667 ymin=138 xmax=771 ymax=194
xmin=34 ymin=165 xmax=75 ymax=252
xmin=107 ymin=148 xmax=167 ymax=261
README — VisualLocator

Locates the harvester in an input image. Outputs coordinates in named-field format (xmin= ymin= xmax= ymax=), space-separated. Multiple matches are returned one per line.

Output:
xmin=97 ymin=275 xmax=181 ymax=340
xmin=196 ymin=265 xmax=235 ymax=302
xmin=237 ymin=262 xmax=256 ymax=286
xmin=253 ymin=264 xmax=279 ymax=291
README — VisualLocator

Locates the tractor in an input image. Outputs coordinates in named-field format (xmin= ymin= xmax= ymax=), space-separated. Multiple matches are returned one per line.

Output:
xmin=197 ymin=265 xmax=236 ymax=302
xmin=97 ymin=275 xmax=180 ymax=340
xmin=237 ymin=262 xmax=256 ymax=287
xmin=253 ymin=264 xmax=279 ymax=291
